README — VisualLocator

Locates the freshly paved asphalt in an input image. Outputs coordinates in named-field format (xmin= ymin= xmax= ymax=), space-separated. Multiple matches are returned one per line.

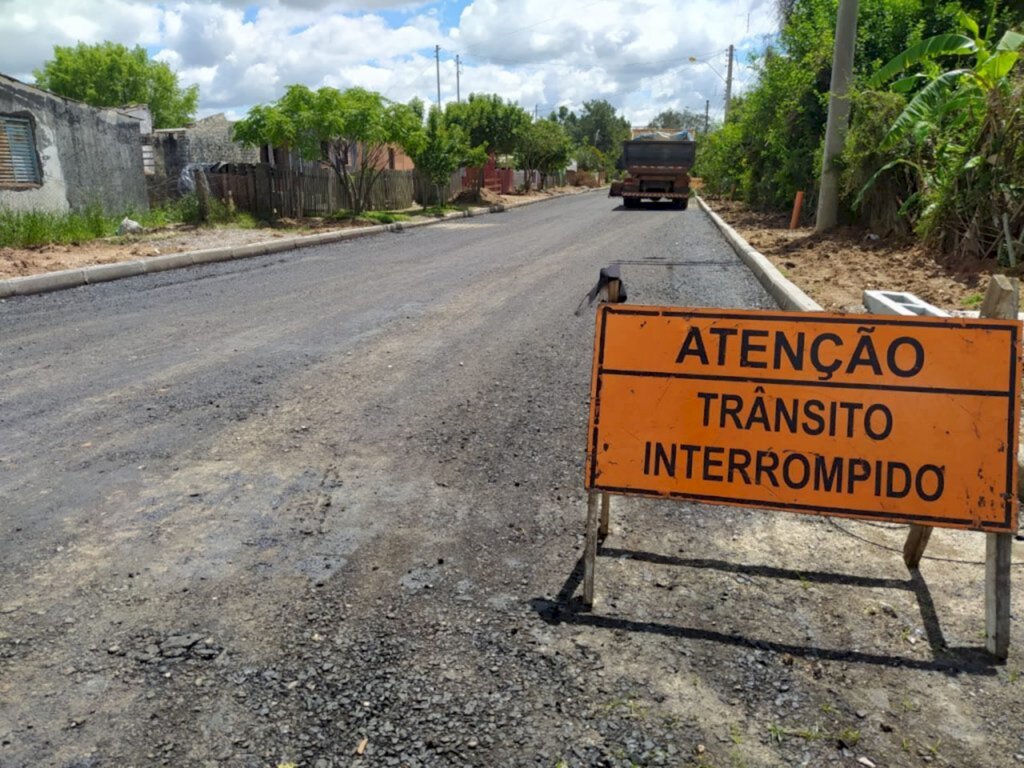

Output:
xmin=0 ymin=191 xmax=778 ymax=765
xmin=0 ymin=192 xmax=773 ymax=560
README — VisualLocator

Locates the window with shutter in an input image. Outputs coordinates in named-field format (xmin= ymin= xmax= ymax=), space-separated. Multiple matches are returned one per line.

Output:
xmin=0 ymin=116 xmax=42 ymax=187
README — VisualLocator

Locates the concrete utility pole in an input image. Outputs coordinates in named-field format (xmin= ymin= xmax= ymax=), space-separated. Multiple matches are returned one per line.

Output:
xmin=815 ymin=0 xmax=859 ymax=233
xmin=435 ymin=45 xmax=441 ymax=108
xmin=704 ymin=99 xmax=710 ymax=135
xmin=455 ymin=54 xmax=462 ymax=103
xmin=724 ymin=44 xmax=734 ymax=122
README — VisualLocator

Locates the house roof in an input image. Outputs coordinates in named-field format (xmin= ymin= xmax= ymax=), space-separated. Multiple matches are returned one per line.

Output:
xmin=1 ymin=71 xmax=153 ymax=123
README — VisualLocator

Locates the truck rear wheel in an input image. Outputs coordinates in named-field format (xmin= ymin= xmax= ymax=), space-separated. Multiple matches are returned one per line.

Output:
xmin=623 ymin=197 xmax=641 ymax=209
xmin=673 ymin=198 xmax=688 ymax=210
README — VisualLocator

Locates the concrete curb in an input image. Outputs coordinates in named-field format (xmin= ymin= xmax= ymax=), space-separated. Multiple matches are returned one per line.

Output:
xmin=695 ymin=194 xmax=822 ymax=312
xmin=9 ymin=268 xmax=89 ymax=296
xmin=144 ymin=252 xmax=196 ymax=273
xmin=0 ymin=188 xmax=595 ymax=299
xmin=82 ymin=260 xmax=150 ymax=285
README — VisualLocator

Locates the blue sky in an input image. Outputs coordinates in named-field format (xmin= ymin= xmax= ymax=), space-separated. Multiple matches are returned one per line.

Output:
xmin=0 ymin=0 xmax=778 ymax=127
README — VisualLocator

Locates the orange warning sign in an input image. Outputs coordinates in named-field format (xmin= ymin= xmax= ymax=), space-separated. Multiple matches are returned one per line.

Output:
xmin=585 ymin=305 xmax=1021 ymax=532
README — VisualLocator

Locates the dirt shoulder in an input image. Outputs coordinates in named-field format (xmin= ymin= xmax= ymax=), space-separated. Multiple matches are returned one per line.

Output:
xmin=0 ymin=187 xmax=585 ymax=281
xmin=704 ymin=198 xmax=1001 ymax=313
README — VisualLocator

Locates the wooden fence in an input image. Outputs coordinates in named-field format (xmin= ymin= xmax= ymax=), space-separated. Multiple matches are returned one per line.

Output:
xmin=201 ymin=164 xmax=462 ymax=219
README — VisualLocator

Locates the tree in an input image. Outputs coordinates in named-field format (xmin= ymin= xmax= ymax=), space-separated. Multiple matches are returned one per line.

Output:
xmin=549 ymin=105 xmax=580 ymax=134
xmin=233 ymin=85 xmax=420 ymax=215
xmin=574 ymin=144 xmax=605 ymax=172
xmin=444 ymin=94 xmax=532 ymax=157
xmin=575 ymin=100 xmax=630 ymax=154
xmin=406 ymin=107 xmax=486 ymax=206
xmin=34 ymin=41 xmax=198 ymax=129
xmin=648 ymin=108 xmax=709 ymax=135
xmin=515 ymin=119 xmax=572 ymax=190
xmin=573 ymin=99 xmax=632 ymax=172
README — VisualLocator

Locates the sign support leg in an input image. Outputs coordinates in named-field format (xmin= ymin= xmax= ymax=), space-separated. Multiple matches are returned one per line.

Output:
xmin=595 ymin=279 xmax=620 ymax=546
xmin=599 ymin=493 xmax=610 ymax=539
xmin=583 ymin=490 xmax=599 ymax=609
xmin=979 ymin=274 xmax=1018 ymax=659
xmin=902 ymin=525 xmax=933 ymax=568
xmin=900 ymin=275 xmax=1018 ymax=578
xmin=986 ymin=532 xmax=1013 ymax=659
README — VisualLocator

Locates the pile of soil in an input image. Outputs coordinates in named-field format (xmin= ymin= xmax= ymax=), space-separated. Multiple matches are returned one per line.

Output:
xmin=707 ymin=198 xmax=1000 ymax=313
xmin=452 ymin=188 xmax=503 ymax=205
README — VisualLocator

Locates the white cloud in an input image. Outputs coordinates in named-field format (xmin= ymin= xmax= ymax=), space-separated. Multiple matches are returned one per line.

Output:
xmin=0 ymin=0 xmax=160 ymax=80
xmin=0 ymin=0 xmax=776 ymax=124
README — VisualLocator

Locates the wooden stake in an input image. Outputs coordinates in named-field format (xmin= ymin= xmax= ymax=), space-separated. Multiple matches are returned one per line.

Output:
xmin=979 ymin=273 xmax=1019 ymax=319
xmin=193 ymin=168 xmax=210 ymax=223
xmin=789 ymin=190 xmax=804 ymax=230
xmin=583 ymin=490 xmax=599 ymax=609
xmin=981 ymin=274 xmax=1018 ymax=659
xmin=606 ymin=278 xmax=621 ymax=303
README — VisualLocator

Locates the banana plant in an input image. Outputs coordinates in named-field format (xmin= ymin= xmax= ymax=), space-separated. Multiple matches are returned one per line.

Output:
xmin=859 ymin=12 xmax=1024 ymax=260
xmin=869 ymin=14 xmax=1022 ymax=151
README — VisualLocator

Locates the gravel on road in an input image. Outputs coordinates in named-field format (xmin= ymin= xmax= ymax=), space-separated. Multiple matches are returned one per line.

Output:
xmin=1 ymin=193 xmax=1021 ymax=768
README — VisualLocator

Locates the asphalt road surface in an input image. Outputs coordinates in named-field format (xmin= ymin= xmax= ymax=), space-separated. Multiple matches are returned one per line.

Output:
xmin=3 ymin=193 xmax=1020 ymax=767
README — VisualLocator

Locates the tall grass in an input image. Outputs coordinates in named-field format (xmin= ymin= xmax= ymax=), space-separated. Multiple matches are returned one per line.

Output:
xmin=0 ymin=205 xmax=113 ymax=248
xmin=0 ymin=195 xmax=257 ymax=248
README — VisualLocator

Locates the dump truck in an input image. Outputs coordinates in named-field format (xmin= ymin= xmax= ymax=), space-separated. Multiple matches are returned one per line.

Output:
xmin=609 ymin=131 xmax=696 ymax=209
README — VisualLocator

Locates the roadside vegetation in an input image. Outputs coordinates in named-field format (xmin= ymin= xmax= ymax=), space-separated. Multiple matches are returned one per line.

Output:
xmin=233 ymin=86 xmax=632 ymax=213
xmin=697 ymin=0 xmax=1024 ymax=262
xmin=0 ymin=195 xmax=255 ymax=249
xmin=15 ymin=41 xmax=633 ymax=249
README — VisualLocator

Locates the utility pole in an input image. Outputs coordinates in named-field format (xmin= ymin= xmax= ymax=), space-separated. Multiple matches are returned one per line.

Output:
xmin=704 ymin=99 xmax=710 ymax=136
xmin=455 ymin=54 xmax=462 ymax=103
xmin=435 ymin=45 xmax=441 ymax=109
xmin=815 ymin=0 xmax=859 ymax=233
xmin=724 ymin=44 xmax=734 ymax=122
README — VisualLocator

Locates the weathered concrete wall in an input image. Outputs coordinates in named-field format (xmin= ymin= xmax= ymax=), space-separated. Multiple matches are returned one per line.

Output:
xmin=148 ymin=114 xmax=260 ymax=203
xmin=183 ymin=114 xmax=259 ymax=165
xmin=0 ymin=74 xmax=148 ymax=214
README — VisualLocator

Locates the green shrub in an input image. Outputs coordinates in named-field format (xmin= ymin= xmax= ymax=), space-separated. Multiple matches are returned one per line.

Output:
xmin=696 ymin=0 xmax=1024 ymax=229
xmin=841 ymin=89 xmax=918 ymax=235
xmin=695 ymin=118 xmax=747 ymax=197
